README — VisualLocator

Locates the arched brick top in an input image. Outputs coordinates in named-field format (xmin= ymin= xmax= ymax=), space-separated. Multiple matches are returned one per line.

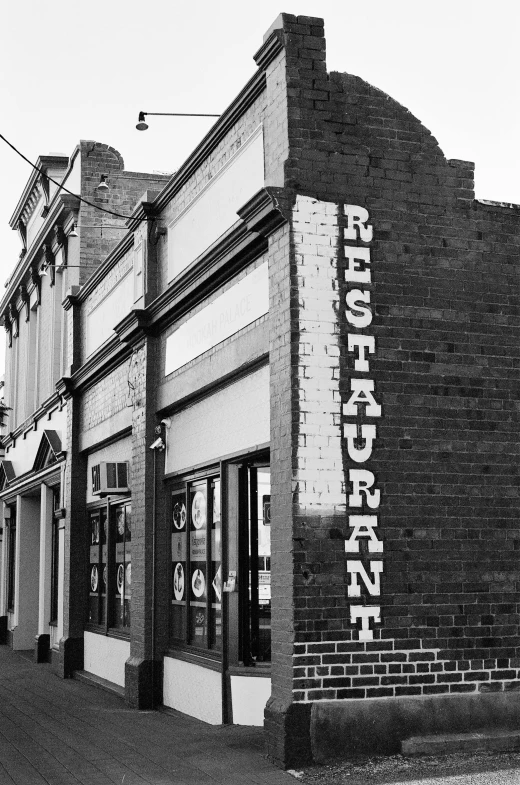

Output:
xmin=331 ymin=72 xmax=445 ymax=164
xmin=80 ymin=140 xmax=125 ymax=171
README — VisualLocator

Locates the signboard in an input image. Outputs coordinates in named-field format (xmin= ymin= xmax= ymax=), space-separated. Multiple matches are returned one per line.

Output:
xmin=165 ymin=262 xmax=268 ymax=375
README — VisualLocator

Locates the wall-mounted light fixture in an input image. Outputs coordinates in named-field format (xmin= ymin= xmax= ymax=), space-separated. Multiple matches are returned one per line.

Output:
xmin=136 ymin=110 xmax=220 ymax=131
xmin=97 ymin=175 xmax=109 ymax=190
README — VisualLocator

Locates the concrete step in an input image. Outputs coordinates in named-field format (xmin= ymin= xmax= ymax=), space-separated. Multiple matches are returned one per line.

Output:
xmin=402 ymin=729 xmax=520 ymax=756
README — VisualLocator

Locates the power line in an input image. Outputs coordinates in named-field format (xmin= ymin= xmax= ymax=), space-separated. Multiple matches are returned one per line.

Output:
xmin=0 ymin=133 xmax=155 ymax=223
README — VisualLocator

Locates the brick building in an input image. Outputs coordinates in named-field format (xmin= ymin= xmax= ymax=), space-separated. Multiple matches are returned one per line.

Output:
xmin=0 ymin=142 xmax=168 ymax=661
xmin=1 ymin=13 xmax=519 ymax=769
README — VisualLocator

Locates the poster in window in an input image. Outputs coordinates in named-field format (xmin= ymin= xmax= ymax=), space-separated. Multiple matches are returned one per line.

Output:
xmin=117 ymin=564 xmax=125 ymax=595
xmin=173 ymin=501 xmax=187 ymax=530
xmin=91 ymin=565 xmax=98 ymax=592
xmin=191 ymin=567 xmax=206 ymax=598
xmin=192 ymin=491 xmax=206 ymax=529
xmin=173 ymin=562 xmax=185 ymax=601
xmin=212 ymin=565 xmax=222 ymax=602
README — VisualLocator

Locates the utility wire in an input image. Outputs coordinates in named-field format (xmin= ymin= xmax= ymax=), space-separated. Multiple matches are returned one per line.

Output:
xmin=0 ymin=132 xmax=155 ymax=223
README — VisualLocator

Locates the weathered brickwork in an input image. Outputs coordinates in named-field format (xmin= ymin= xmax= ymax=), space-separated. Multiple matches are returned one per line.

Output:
xmin=294 ymin=643 xmax=520 ymax=702
xmin=77 ymin=141 xmax=168 ymax=286
xmin=262 ymin=12 xmax=520 ymax=766
xmin=79 ymin=359 xmax=131 ymax=433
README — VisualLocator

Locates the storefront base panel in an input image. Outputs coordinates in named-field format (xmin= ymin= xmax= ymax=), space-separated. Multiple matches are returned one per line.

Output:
xmin=83 ymin=631 xmax=129 ymax=688
xmin=230 ymin=674 xmax=271 ymax=726
xmin=310 ymin=692 xmax=520 ymax=763
xmin=163 ymin=657 xmax=222 ymax=725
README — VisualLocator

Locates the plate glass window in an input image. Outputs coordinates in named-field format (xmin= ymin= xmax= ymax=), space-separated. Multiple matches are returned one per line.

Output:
xmin=171 ymin=475 xmax=221 ymax=651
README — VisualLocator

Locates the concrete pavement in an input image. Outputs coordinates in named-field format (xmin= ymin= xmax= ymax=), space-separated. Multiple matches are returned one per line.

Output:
xmin=0 ymin=646 xmax=294 ymax=785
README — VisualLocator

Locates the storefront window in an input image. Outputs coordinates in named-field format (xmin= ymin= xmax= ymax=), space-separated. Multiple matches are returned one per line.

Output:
xmin=88 ymin=500 xmax=131 ymax=631
xmin=88 ymin=507 xmax=107 ymax=626
xmin=7 ymin=509 xmax=16 ymax=612
xmin=241 ymin=465 xmax=271 ymax=664
xmin=112 ymin=503 xmax=131 ymax=629
xmin=50 ymin=485 xmax=61 ymax=624
xmin=171 ymin=475 xmax=221 ymax=651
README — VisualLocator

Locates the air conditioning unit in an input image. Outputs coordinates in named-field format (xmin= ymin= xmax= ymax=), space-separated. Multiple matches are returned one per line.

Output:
xmin=92 ymin=462 xmax=129 ymax=496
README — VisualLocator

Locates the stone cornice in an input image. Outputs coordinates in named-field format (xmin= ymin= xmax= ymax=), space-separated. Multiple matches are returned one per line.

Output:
xmin=237 ymin=187 xmax=289 ymax=236
xmin=9 ymin=155 xmax=69 ymax=230
xmin=65 ymin=336 xmax=132 ymax=396
xmin=1 ymin=194 xmax=80 ymax=318
xmin=114 ymin=309 xmax=151 ymax=347
xmin=153 ymin=69 xmax=266 ymax=213
xmin=0 ymin=391 xmax=62 ymax=451
xmin=253 ymin=29 xmax=285 ymax=70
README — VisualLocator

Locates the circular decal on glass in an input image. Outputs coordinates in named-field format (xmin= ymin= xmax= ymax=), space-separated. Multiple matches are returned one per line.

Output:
xmin=91 ymin=520 xmax=99 ymax=545
xmin=192 ymin=492 xmax=206 ymax=530
xmin=91 ymin=565 xmax=98 ymax=592
xmin=117 ymin=564 xmax=124 ymax=595
xmin=173 ymin=562 xmax=184 ymax=601
xmin=126 ymin=562 xmax=131 ymax=587
xmin=173 ymin=501 xmax=187 ymax=530
xmin=117 ymin=510 xmax=125 ymax=536
xmin=192 ymin=568 xmax=205 ymax=598
xmin=102 ymin=565 xmax=107 ymax=589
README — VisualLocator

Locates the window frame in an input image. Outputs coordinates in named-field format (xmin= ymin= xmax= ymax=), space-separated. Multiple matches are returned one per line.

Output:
xmin=6 ymin=507 xmax=16 ymax=613
xmin=86 ymin=495 xmax=132 ymax=638
xmin=169 ymin=465 xmax=222 ymax=659
xmin=49 ymin=484 xmax=61 ymax=625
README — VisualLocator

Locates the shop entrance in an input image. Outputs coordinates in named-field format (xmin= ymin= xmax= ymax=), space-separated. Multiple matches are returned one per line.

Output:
xmin=167 ymin=451 xmax=271 ymax=725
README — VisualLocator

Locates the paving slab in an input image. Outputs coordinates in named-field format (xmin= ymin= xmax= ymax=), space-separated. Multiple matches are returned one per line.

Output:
xmin=0 ymin=647 xmax=293 ymax=785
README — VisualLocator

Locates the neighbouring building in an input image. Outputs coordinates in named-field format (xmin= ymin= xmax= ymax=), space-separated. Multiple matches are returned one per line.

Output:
xmin=1 ymin=13 xmax=519 ymax=769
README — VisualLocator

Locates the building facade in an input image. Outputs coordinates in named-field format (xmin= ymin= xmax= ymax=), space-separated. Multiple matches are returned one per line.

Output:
xmin=1 ymin=13 xmax=519 ymax=769
xmin=0 ymin=142 xmax=168 ymax=661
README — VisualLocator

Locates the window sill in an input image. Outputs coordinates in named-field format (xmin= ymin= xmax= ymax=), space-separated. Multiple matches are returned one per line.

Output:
xmin=85 ymin=625 xmax=130 ymax=641
xmin=228 ymin=663 xmax=271 ymax=677
xmin=166 ymin=647 xmax=221 ymax=672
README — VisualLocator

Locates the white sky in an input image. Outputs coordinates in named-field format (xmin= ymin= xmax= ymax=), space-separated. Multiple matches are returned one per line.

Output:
xmin=0 ymin=0 xmax=518 ymax=374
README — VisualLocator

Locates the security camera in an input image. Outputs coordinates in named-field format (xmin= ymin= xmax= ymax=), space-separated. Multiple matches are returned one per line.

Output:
xmin=149 ymin=437 xmax=165 ymax=451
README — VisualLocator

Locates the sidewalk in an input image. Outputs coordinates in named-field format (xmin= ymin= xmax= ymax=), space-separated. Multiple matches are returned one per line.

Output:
xmin=0 ymin=646 xmax=294 ymax=785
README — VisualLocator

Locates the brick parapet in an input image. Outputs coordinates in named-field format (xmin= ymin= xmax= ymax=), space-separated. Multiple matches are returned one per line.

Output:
xmin=261 ymin=11 xmax=519 ymax=766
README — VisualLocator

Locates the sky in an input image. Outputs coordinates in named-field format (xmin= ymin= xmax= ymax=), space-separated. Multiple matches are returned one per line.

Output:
xmin=0 ymin=0 xmax=518 ymax=372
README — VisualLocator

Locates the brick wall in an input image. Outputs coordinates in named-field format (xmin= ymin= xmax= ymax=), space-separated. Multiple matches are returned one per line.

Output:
xmin=261 ymin=12 xmax=520 ymax=765
xmin=78 ymin=141 xmax=168 ymax=287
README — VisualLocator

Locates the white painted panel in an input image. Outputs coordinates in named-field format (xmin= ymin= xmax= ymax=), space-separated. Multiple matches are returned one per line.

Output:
xmin=86 ymin=270 xmax=133 ymax=357
xmin=168 ymin=128 xmax=264 ymax=281
xmin=163 ymin=657 xmax=222 ymax=724
xmin=165 ymin=366 xmax=269 ymax=474
xmin=165 ymin=263 xmax=268 ymax=376
xmin=230 ymin=675 xmax=271 ymax=726
xmin=83 ymin=631 xmax=130 ymax=687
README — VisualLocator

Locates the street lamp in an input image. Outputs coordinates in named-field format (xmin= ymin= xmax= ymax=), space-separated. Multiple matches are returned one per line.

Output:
xmin=136 ymin=111 xmax=220 ymax=131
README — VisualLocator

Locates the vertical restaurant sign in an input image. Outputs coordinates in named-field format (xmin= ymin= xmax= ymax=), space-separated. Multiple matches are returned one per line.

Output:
xmin=342 ymin=205 xmax=383 ymax=642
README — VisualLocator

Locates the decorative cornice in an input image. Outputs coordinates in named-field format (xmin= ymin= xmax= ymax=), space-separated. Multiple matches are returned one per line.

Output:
xmin=9 ymin=155 xmax=69 ymax=230
xmin=253 ymin=29 xmax=285 ymax=70
xmin=1 ymin=193 xmax=79 ymax=317
xmin=146 ymin=220 xmax=267 ymax=334
xmin=62 ymin=286 xmax=81 ymax=312
xmin=114 ymin=309 xmax=151 ymax=347
xmin=153 ymin=70 xmax=266 ymax=213
xmin=237 ymin=187 xmax=289 ymax=237
xmin=64 ymin=337 xmax=132 ymax=396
